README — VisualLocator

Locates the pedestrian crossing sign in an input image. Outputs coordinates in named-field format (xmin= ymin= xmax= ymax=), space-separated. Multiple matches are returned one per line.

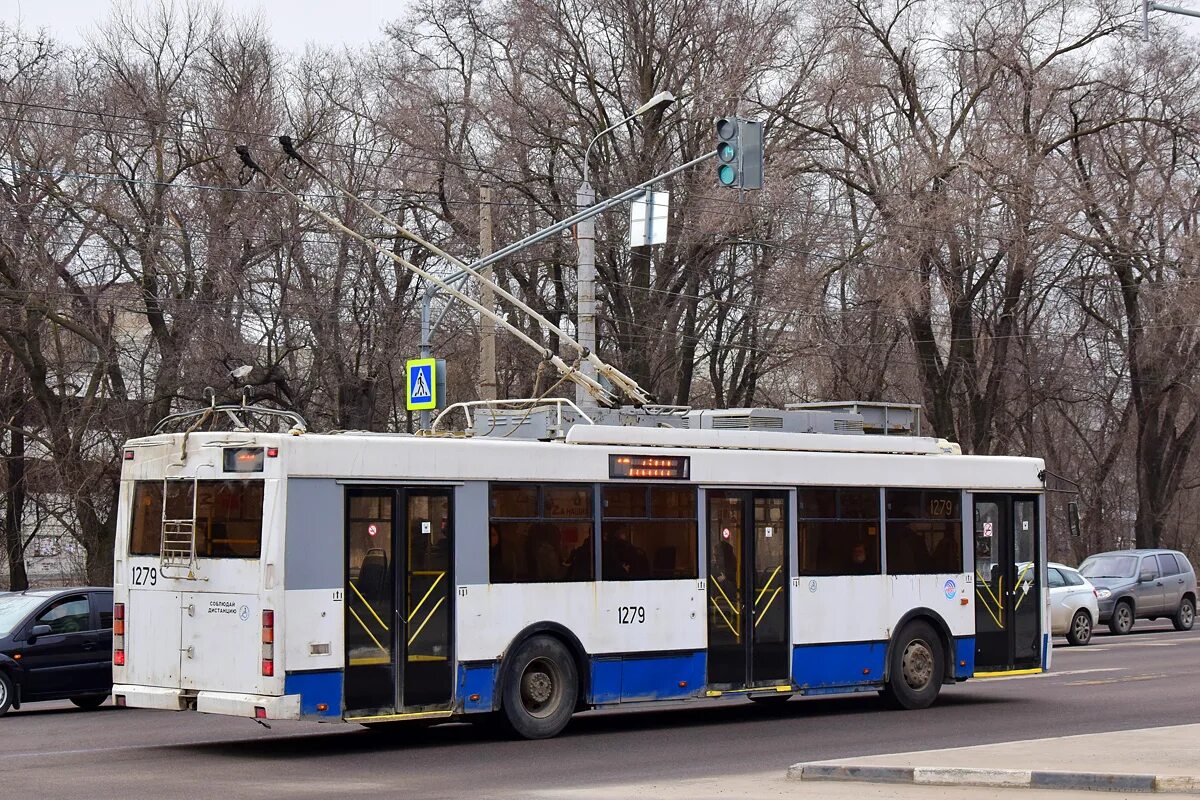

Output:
xmin=406 ymin=358 xmax=438 ymax=411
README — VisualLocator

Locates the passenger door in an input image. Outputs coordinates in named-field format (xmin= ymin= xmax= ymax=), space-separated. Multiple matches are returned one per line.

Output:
xmin=705 ymin=490 xmax=790 ymax=689
xmin=344 ymin=486 xmax=454 ymax=718
xmin=86 ymin=592 xmax=115 ymax=693
xmin=973 ymin=494 xmax=1042 ymax=671
xmin=1046 ymin=567 xmax=1068 ymax=632
xmin=20 ymin=594 xmax=97 ymax=698
xmin=1135 ymin=557 xmax=1164 ymax=615
xmin=1157 ymin=554 xmax=1184 ymax=613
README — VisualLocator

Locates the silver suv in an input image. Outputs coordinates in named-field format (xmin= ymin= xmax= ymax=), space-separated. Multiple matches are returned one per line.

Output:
xmin=1079 ymin=549 xmax=1196 ymax=634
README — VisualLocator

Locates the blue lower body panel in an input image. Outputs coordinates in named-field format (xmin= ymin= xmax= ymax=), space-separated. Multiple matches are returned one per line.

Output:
xmin=457 ymin=663 xmax=498 ymax=712
xmin=590 ymin=651 xmax=706 ymax=704
xmin=792 ymin=642 xmax=885 ymax=689
xmin=284 ymin=670 xmax=343 ymax=718
xmin=955 ymin=637 xmax=975 ymax=678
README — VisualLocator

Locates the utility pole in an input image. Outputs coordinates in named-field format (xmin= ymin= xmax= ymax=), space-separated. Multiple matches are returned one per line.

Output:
xmin=576 ymin=181 xmax=597 ymax=409
xmin=1143 ymin=1 xmax=1200 ymax=38
xmin=575 ymin=90 xmax=676 ymax=409
xmin=478 ymin=184 xmax=497 ymax=400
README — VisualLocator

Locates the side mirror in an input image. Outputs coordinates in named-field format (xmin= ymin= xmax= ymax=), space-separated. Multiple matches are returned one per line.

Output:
xmin=1139 ymin=571 xmax=1156 ymax=583
xmin=1067 ymin=502 xmax=1081 ymax=537
xmin=28 ymin=624 xmax=53 ymax=641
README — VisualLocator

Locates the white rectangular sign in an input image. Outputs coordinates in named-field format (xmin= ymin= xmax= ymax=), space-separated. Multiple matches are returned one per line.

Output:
xmin=629 ymin=191 xmax=669 ymax=247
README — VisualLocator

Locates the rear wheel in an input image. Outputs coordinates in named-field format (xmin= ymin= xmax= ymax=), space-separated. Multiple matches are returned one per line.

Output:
xmin=1173 ymin=596 xmax=1195 ymax=632
xmin=1066 ymin=609 xmax=1093 ymax=646
xmin=499 ymin=635 xmax=577 ymax=739
xmin=69 ymin=695 xmax=107 ymax=710
xmin=1108 ymin=601 xmax=1134 ymax=635
xmin=881 ymin=621 xmax=944 ymax=710
xmin=0 ymin=672 xmax=13 ymax=716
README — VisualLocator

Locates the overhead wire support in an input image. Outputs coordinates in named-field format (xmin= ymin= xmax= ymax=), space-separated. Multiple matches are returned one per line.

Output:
xmin=277 ymin=136 xmax=644 ymax=405
xmin=274 ymin=135 xmax=714 ymax=408
xmin=234 ymin=144 xmax=620 ymax=409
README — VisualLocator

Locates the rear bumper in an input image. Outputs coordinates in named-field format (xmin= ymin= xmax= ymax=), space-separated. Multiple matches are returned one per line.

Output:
xmin=112 ymin=684 xmax=301 ymax=720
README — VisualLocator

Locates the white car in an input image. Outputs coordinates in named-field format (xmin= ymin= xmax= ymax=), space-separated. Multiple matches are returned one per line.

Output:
xmin=1049 ymin=562 xmax=1101 ymax=645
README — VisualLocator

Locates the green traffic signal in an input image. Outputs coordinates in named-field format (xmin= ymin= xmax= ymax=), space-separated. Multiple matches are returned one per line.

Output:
xmin=713 ymin=115 xmax=764 ymax=190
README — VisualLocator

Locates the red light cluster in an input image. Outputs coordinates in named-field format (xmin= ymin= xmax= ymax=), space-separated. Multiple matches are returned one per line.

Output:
xmin=113 ymin=603 xmax=126 ymax=666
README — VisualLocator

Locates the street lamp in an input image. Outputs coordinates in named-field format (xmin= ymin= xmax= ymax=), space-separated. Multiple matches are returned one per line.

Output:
xmin=576 ymin=90 xmax=676 ymax=408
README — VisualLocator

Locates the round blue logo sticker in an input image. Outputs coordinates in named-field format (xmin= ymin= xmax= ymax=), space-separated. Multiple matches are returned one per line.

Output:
xmin=943 ymin=579 xmax=957 ymax=599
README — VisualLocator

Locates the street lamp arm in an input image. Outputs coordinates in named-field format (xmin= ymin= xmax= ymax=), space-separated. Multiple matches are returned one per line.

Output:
xmin=582 ymin=91 xmax=676 ymax=186
xmin=583 ymin=110 xmax=642 ymax=188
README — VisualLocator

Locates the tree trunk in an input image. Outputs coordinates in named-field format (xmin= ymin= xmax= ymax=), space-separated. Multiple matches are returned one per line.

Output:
xmin=3 ymin=400 xmax=29 ymax=591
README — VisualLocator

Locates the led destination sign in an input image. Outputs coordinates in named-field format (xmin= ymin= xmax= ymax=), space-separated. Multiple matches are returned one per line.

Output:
xmin=609 ymin=454 xmax=690 ymax=480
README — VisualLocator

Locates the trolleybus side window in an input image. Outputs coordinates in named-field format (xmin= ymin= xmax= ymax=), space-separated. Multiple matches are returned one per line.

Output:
xmin=601 ymin=485 xmax=697 ymax=580
xmin=885 ymin=489 xmax=963 ymax=574
xmin=489 ymin=483 xmax=593 ymax=583
xmin=128 ymin=480 xmax=265 ymax=558
xmin=797 ymin=487 xmax=881 ymax=576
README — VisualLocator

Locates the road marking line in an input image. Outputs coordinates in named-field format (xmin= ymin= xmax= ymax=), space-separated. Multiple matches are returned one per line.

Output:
xmin=972 ymin=668 xmax=1121 ymax=682
xmin=1064 ymin=673 xmax=1167 ymax=686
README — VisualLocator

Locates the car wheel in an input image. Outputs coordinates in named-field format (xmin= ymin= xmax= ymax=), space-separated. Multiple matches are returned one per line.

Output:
xmin=1066 ymin=609 xmax=1093 ymax=646
xmin=1173 ymin=596 xmax=1196 ymax=632
xmin=0 ymin=672 xmax=13 ymax=716
xmin=881 ymin=620 xmax=944 ymax=710
xmin=499 ymin=635 xmax=578 ymax=739
xmin=1108 ymin=600 xmax=1134 ymax=634
xmin=69 ymin=695 xmax=108 ymax=710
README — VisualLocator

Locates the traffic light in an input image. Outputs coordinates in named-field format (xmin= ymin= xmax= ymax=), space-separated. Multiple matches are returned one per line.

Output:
xmin=714 ymin=116 xmax=763 ymax=190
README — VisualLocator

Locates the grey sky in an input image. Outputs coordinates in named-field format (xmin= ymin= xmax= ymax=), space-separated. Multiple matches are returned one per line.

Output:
xmin=4 ymin=0 xmax=407 ymax=51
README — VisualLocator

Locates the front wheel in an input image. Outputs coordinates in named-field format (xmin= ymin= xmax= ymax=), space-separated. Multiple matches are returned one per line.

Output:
xmin=1066 ymin=609 xmax=1093 ymax=646
xmin=0 ymin=672 xmax=13 ymax=716
xmin=881 ymin=621 xmax=944 ymax=710
xmin=499 ymin=635 xmax=578 ymax=739
xmin=1108 ymin=601 xmax=1134 ymax=635
xmin=1173 ymin=597 xmax=1195 ymax=632
xmin=69 ymin=695 xmax=107 ymax=710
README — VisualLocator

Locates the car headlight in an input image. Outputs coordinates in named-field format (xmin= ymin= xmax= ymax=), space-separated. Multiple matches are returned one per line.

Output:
xmin=1096 ymin=588 xmax=1112 ymax=599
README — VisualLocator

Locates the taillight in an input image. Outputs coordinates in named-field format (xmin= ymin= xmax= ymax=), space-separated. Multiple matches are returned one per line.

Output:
xmin=262 ymin=609 xmax=274 ymax=677
xmin=113 ymin=603 xmax=125 ymax=666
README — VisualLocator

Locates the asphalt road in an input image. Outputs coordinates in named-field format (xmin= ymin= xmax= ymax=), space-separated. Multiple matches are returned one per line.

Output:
xmin=4 ymin=623 xmax=1199 ymax=800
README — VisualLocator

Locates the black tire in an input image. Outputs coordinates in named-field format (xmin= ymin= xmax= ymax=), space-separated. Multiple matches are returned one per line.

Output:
xmin=1173 ymin=596 xmax=1196 ymax=632
xmin=881 ymin=621 xmax=944 ymax=710
xmin=1066 ymin=609 xmax=1093 ymax=646
xmin=1108 ymin=600 xmax=1134 ymax=635
xmin=0 ymin=672 xmax=13 ymax=716
xmin=499 ymin=635 xmax=578 ymax=739
xmin=69 ymin=695 xmax=108 ymax=710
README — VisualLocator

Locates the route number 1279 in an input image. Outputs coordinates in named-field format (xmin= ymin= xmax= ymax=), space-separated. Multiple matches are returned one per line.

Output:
xmin=617 ymin=605 xmax=645 ymax=624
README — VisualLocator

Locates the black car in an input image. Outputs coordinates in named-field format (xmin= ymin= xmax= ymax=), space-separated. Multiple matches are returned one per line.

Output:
xmin=0 ymin=587 xmax=114 ymax=715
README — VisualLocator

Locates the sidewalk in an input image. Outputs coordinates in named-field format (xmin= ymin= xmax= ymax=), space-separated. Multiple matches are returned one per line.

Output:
xmin=528 ymin=725 xmax=1200 ymax=799
xmin=788 ymin=723 xmax=1200 ymax=796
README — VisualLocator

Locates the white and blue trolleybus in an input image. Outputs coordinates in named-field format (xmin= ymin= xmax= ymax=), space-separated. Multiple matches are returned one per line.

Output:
xmin=111 ymin=399 xmax=1050 ymax=738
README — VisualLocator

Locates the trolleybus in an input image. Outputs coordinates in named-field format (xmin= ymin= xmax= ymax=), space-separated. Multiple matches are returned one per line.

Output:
xmin=111 ymin=400 xmax=1049 ymax=738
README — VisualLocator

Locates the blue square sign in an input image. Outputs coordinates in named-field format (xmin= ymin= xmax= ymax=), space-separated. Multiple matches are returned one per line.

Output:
xmin=406 ymin=358 xmax=437 ymax=411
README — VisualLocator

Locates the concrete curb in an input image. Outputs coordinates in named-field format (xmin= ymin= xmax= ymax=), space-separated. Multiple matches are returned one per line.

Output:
xmin=786 ymin=763 xmax=1200 ymax=794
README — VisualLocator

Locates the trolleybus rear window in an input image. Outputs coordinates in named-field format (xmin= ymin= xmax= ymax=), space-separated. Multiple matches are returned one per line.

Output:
xmin=129 ymin=480 xmax=265 ymax=558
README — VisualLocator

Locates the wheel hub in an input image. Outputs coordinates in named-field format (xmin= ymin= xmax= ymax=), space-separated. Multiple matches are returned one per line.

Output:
xmin=522 ymin=669 xmax=553 ymax=707
xmin=901 ymin=639 xmax=934 ymax=690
